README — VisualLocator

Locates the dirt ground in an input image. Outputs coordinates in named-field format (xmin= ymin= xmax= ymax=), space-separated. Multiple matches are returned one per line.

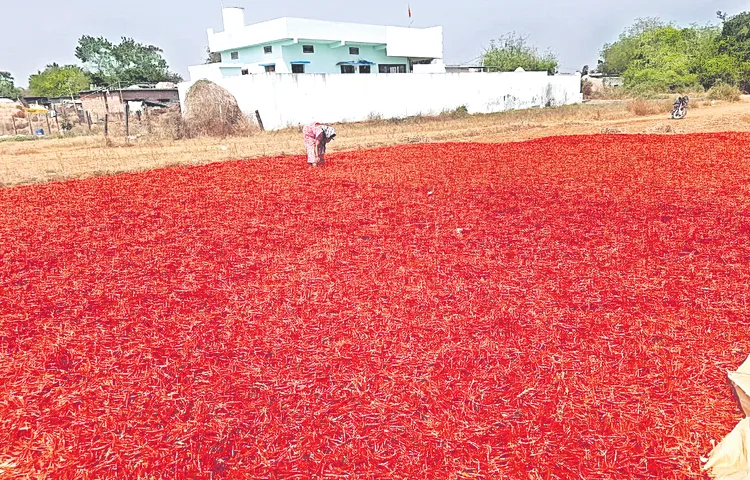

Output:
xmin=1 ymin=97 xmax=749 ymax=188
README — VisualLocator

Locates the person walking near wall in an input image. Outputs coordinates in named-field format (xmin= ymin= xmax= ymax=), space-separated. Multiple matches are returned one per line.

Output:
xmin=302 ymin=122 xmax=336 ymax=167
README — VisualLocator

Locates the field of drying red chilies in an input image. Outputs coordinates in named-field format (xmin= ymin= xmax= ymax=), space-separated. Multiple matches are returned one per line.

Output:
xmin=2 ymin=133 xmax=750 ymax=479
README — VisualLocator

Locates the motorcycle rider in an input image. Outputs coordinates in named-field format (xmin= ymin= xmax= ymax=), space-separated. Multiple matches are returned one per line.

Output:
xmin=671 ymin=94 xmax=689 ymax=119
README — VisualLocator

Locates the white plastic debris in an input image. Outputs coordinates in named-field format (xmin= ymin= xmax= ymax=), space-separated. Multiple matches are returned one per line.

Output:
xmin=704 ymin=356 xmax=750 ymax=479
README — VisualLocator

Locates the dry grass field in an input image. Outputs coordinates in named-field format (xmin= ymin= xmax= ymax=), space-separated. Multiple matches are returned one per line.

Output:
xmin=1 ymin=97 xmax=749 ymax=188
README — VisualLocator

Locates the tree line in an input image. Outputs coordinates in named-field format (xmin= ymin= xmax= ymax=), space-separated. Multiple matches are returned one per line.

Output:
xmin=598 ymin=12 xmax=750 ymax=92
xmin=0 ymin=36 xmax=182 ymax=99
xmin=481 ymin=10 xmax=750 ymax=93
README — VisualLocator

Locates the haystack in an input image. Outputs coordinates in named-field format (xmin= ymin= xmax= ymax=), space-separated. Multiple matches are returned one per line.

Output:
xmin=183 ymin=80 xmax=251 ymax=137
xmin=0 ymin=100 xmax=24 ymax=136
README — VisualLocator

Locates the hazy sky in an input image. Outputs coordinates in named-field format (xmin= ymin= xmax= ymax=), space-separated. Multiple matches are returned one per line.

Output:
xmin=1 ymin=0 xmax=746 ymax=86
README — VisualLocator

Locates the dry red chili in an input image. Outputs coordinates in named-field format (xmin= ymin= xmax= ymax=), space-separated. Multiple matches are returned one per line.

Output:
xmin=0 ymin=134 xmax=748 ymax=478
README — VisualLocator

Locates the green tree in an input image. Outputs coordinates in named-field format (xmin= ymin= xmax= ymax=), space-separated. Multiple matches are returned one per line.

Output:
xmin=690 ymin=23 xmax=739 ymax=89
xmin=622 ymin=25 xmax=720 ymax=92
xmin=599 ymin=12 xmax=750 ymax=93
xmin=599 ymin=17 xmax=665 ymax=75
xmin=716 ymin=12 xmax=750 ymax=90
xmin=205 ymin=47 xmax=221 ymax=64
xmin=28 ymin=64 xmax=90 ymax=97
xmin=599 ymin=16 xmax=736 ymax=92
xmin=717 ymin=12 xmax=750 ymax=59
xmin=75 ymin=36 xmax=183 ymax=87
xmin=0 ymin=71 xmax=20 ymax=99
xmin=482 ymin=33 xmax=558 ymax=75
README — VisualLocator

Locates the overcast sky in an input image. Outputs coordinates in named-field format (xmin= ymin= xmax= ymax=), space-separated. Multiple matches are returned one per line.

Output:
xmin=1 ymin=0 xmax=747 ymax=86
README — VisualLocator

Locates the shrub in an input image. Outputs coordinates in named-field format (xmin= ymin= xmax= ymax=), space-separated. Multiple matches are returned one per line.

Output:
xmin=625 ymin=70 xmax=701 ymax=96
xmin=150 ymin=105 xmax=188 ymax=140
xmin=589 ymin=86 xmax=627 ymax=100
xmin=581 ymin=79 xmax=594 ymax=99
xmin=438 ymin=105 xmax=470 ymax=119
xmin=627 ymin=98 xmax=660 ymax=116
xmin=707 ymin=83 xmax=742 ymax=101
xmin=454 ymin=105 xmax=469 ymax=116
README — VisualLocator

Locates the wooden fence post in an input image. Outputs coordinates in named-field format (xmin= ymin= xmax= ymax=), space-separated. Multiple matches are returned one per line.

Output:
xmin=11 ymin=116 xmax=17 ymax=135
xmin=54 ymin=110 xmax=61 ymax=134
xmin=45 ymin=114 xmax=52 ymax=136
xmin=104 ymin=114 xmax=109 ymax=137
xmin=86 ymin=111 xmax=92 ymax=132
xmin=28 ymin=115 xmax=34 ymax=136
xmin=124 ymin=103 xmax=130 ymax=137
xmin=255 ymin=110 xmax=265 ymax=131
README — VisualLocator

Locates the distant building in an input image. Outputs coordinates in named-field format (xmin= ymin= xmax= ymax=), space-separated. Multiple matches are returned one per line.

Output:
xmin=21 ymin=96 xmax=80 ymax=109
xmin=78 ymin=86 xmax=179 ymax=119
xmin=188 ymin=7 xmax=445 ymax=81
xmin=583 ymin=73 xmax=624 ymax=91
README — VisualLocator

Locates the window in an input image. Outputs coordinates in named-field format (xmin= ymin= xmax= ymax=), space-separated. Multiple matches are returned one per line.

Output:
xmin=359 ymin=65 xmax=371 ymax=74
xmin=340 ymin=65 xmax=355 ymax=74
xmin=230 ymin=51 xmax=239 ymax=60
xmin=349 ymin=47 xmax=360 ymax=55
xmin=303 ymin=45 xmax=315 ymax=54
xmin=263 ymin=46 xmax=272 ymax=54
xmin=379 ymin=64 xmax=407 ymax=73
xmin=241 ymin=68 xmax=249 ymax=75
xmin=291 ymin=64 xmax=305 ymax=74
xmin=264 ymin=65 xmax=276 ymax=73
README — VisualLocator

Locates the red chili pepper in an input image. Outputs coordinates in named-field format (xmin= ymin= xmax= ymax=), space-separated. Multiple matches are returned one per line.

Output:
xmin=0 ymin=135 xmax=748 ymax=477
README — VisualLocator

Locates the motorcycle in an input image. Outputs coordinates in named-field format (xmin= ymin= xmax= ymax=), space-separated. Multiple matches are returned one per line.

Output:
xmin=671 ymin=95 xmax=689 ymax=119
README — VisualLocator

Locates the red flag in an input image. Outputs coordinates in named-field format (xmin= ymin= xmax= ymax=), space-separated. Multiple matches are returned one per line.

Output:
xmin=408 ymin=5 xmax=412 ymax=17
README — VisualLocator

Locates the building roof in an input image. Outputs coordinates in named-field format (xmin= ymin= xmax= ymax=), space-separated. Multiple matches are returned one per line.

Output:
xmin=208 ymin=17 xmax=443 ymax=60
xmin=78 ymin=89 xmax=177 ymax=94
xmin=22 ymin=96 xmax=80 ymax=104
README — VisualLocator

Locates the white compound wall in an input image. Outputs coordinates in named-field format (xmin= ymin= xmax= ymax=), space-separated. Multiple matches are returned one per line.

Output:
xmin=179 ymin=71 xmax=582 ymax=131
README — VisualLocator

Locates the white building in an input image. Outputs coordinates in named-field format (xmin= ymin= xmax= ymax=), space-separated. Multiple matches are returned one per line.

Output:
xmin=188 ymin=7 xmax=445 ymax=81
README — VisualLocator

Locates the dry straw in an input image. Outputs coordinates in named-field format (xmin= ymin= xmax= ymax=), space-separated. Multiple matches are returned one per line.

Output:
xmin=183 ymin=80 xmax=255 ymax=138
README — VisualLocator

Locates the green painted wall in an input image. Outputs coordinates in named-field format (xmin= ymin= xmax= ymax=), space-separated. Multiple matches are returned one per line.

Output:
xmin=218 ymin=40 xmax=409 ymax=74
xmin=220 ymin=44 xmax=270 ymax=65
xmin=219 ymin=66 xmax=243 ymax=77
